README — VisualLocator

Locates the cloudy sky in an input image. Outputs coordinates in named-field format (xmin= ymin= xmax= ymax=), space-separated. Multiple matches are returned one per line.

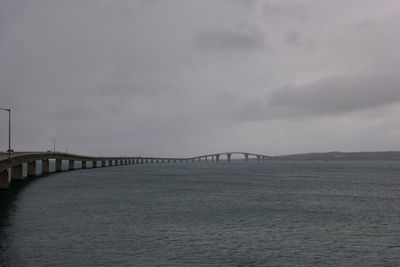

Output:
xmin=1 ymin=0 xmax=400 ymax=157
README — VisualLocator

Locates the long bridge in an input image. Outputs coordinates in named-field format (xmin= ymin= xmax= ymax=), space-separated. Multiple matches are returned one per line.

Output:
xmin=0 ymin=151 xmax=276 ymax=190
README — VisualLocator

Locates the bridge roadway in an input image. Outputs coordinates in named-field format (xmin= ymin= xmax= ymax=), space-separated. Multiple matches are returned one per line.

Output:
xmin=0 ymin=151 xmax=275 ymax=190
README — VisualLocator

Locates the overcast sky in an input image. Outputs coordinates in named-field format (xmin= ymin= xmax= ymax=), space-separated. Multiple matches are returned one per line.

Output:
xmin=1 ymin=0 xmax=400 ymax=157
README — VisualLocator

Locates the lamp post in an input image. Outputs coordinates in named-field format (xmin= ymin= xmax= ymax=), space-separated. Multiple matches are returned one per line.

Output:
xmin=51 ymin=137 xmax=56 ymax=153
xmin=0 ymin=107 xmax=12 ymax=159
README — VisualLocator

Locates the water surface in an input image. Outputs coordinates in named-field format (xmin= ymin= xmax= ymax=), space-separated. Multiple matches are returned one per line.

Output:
xmin=1 ymin=161 xmax=399 ymax=266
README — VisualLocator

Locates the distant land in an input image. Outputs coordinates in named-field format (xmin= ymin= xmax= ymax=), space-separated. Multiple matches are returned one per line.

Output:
xmin=276 ymin=151 xmax=400 ymax=161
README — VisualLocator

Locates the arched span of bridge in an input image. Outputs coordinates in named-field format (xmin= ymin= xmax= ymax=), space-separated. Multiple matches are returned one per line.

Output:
xmin=0 ymin=151 xmax=276 ymax=190
xmin=188 ymin=152 xmax=275 ymax=162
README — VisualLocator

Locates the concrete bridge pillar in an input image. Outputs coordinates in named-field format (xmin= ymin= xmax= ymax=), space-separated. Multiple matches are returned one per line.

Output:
xmin=69 ymin=160 xmax=74 ymax=170
xmin=11 ymin=164 xmax=23 ymax=181
xmin=101 ymin=161 xmax=106 ymax=167
xmin=198 ymin=158 xmax=201 ymax=163
xmin=56 ymin=159 xmax=62 ymax=172
xmin=215 ymin=155 xmax=220 ymax=162
xmin=135 ymin=158 xmax=139 ymax=164
xmin=257 ymin=155 xmax=261 ymax=161
xmin=141 ymin=159 xmax=144 ymax=164
xmin=0 ymin=170 xmax=9 ymax=190
xmin=244 ymin=153 xmax=249 ymax=161
xmin=120 ymin=160 xmax=123 ymax=165
xmin=151 ymin=159 xmax=154 ymax=164
xmin=205 ymin=156 xmax=208 ymax=162
xmin=162 ymin=159 xmax=165 ymax=163
xmin=82 ymin=161 xmax=87 ymax=169
xmin=28 ymin=161 xmax=37 ymax=177
xmin=227 ymin=153 xmax=232 ymax=162
xmin=109 ymin=160 xmax=113 ymax=166
xmin=93 ymin=161 xmax=97 ymax=168
xmin=42 ymin=159 xmax=50 ymax=173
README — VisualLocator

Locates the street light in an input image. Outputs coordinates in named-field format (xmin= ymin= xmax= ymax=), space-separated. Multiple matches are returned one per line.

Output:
xmin=51 ymin=137 xmax=56 ymax=153
xmin=0 ymin=107 xmax=12 ymax=158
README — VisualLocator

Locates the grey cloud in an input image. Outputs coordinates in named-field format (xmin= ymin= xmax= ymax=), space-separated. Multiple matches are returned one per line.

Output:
xmin=1 ymin=0 xmax=400 ymax=155
xmin=225 ymin=0 xmax=257 ymax=8
xmin=270 ymin=74 xmax=400 ymax=114
xmin=195 ymin=27 xmax=265 ymax=52
xmin=284 ymin=30 xmax=316 ymax=49
xmin=215 ymin=92 xmax=237 ymax=103
xmin=263 ymin=1 xmax=312 ymax=19
xmin=235 ymin=73 xmax=400 ymax=121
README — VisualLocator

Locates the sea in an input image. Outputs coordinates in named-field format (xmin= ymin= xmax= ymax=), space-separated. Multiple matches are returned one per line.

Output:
xmin=0 ymin=160 xmax=399 ymax=266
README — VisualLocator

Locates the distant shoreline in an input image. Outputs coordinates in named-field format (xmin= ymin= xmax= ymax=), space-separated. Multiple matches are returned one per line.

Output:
xmin=276 ymin=151 xmax=400 ymax=161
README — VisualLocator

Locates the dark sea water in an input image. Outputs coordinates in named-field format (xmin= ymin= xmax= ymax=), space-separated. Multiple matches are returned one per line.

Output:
xmin=1 ymin=161 xmax=400 ymax=266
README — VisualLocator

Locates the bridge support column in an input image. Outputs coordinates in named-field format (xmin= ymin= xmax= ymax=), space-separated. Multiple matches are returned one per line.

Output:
xmin=215 ymin=155 xmax=220 ymax=162
xmin=119 ymin=160 xmax=123 ymax=165
xmin=42 ymin=159 xmax=50 ymax=173
xmin=0 ymin=170 xmax=9 ymax=190
xmin=205 ymin=156 xmax=208 ymax=162
xmin=11 ymin=164 xmax=23 ymax=181
xmin=257 ymin=155 xmax=261 ymax=161
xmin=93 ymin=161 xmax=97 ymax=168
xmin=56 ymin=159 xmax=62 ymax=172
xmin=109 ymin=160 xmax=113 ymax=166
xmin=69 ymin=160 xmax=74 ymax=170
xmin=227 ymin=153 xmax=232 ymax=162
xmin=244 ymin=153 xmax=249 ymax=161
xmin=101 ymin=161 xmax=106 ymax=167
xmin=82 ymin=161 xmax=87 ymax=169
xmin=151 ymin=159 xmax=154 ymax=164
xmin=28 ymin=161 xmax=37 ymax=177
xmin=114 ymin=160 xmax=118 ymax=166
